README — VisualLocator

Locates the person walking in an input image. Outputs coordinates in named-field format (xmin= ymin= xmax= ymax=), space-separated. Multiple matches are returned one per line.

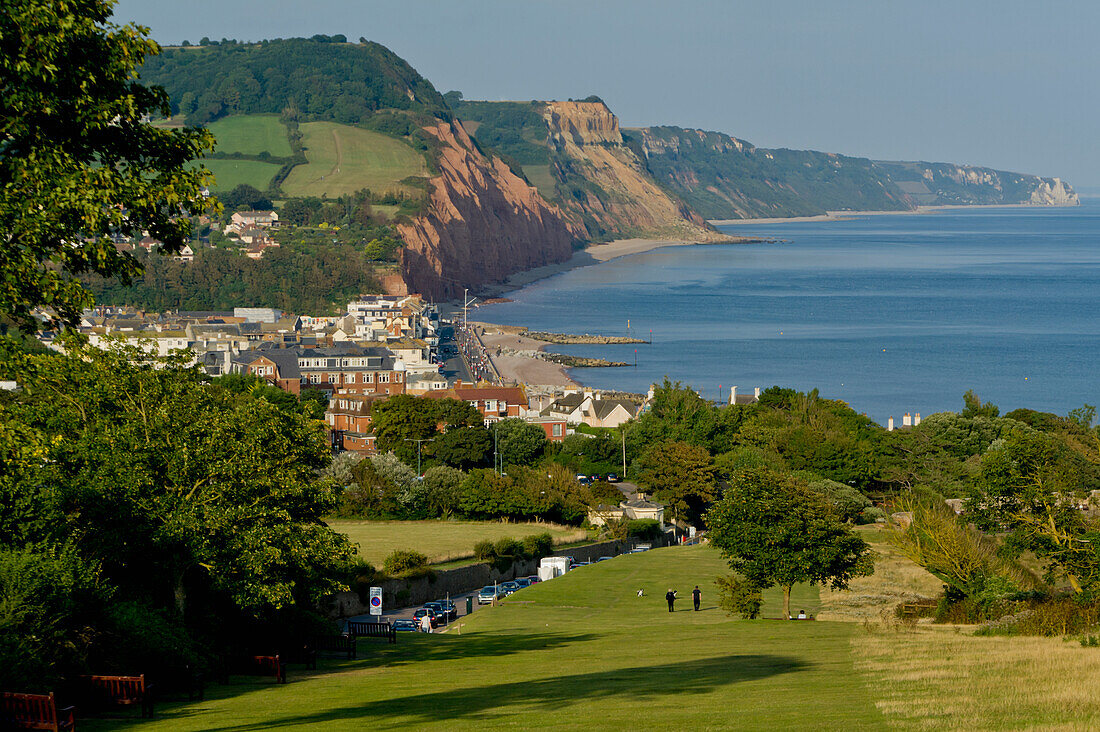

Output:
xmin=665 ymin=588 xmax=677 ymax=612
xmin=692 ymin=585 xmax=702 ymax=611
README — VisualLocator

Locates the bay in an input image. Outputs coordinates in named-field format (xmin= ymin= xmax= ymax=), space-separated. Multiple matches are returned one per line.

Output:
xmin=479 ymin=201 xmax=1100 ymax=425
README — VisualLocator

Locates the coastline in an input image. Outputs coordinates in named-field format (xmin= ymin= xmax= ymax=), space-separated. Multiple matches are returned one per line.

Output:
xmin=710 ymin=201 xmax=1081 ymax=226
xmin=472 ymin=322 xmax=579 ymax=387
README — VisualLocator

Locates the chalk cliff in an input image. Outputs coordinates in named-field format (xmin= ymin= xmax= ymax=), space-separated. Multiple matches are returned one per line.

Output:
xmin=870 ymin=161 xmax=1080 ymax=208
xmin=395 ymin=119 xmax=583 ymax=300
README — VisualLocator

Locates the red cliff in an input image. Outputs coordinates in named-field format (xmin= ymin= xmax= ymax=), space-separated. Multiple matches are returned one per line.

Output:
xmin=395 ymin=120 xmax=583 ymax=300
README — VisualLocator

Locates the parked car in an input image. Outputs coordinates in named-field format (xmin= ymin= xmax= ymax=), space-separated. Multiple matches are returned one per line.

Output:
xmin=596 ymin=556 xmax=614 ymax=562
xmin=525 ymin=575 xmax=541 ymax=584
xmin=392 ymin=619 xmax=419 ymax=632
xmin=573 ymin=561 xmax=592 ymax=568
xmin=478 ymin=585 xmax=504 ymax=604
xmin=500 ymin=580 xmax=521 ymax=595
xmin=423 ymin=601 xmax=454 ymax=623
xmin=437 ymin=600 xmax=458 ymax=620
xmin=576 ymin=475 xmax=590 ymax=485
xmin=606 ymin=473 xmax=619 ymax=483
xmin=514 ymin=577 xmax=533 ymax=589
xmin=413 ymin=607 xmax=441 ymax=628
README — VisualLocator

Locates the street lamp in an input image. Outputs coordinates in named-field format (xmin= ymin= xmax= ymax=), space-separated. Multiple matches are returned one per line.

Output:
xmin=404 ymin=437 xmax=434 ymax=476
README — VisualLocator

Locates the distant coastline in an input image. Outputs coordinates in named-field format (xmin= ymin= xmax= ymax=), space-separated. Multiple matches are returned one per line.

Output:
xmin=710 ymin=201 xmax=1082 ymax=226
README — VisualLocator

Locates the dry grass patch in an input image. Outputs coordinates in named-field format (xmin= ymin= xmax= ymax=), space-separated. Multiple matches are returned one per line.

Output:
xmin=856 ymin=625 xmax=1100 ymax=730
xmin=818 ymin=525 xmax=943 ymax=621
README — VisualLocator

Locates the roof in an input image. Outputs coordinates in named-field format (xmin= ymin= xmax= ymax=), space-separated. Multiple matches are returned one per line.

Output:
xmin=592 ymin=399 xmax=638 ymax=420
xmin=623 ymin=498 xmax=664 ymax=510
xmin=452 ymin=385 xmax=527 ymax=403
xmin=550 ymin=393 xmax=587 ymax=410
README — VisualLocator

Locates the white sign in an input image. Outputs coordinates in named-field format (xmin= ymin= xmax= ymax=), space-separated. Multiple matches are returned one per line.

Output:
xmin=689 ymin=526 xmax=697 ymax=538
xmin=369 ymin=586 xmax=383 ymax=616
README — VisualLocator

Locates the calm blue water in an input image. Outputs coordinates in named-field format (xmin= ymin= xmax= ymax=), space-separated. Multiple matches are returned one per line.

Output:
xmin=480 ymin=201 xmax=1100 ymax=425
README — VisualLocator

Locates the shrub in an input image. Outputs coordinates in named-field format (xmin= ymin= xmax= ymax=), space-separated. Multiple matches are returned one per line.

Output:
xmin=858 ymin=506 xmax=887 ymax=524
xmin=494 ymin=537 xmax=523 ymax=560
xmin=521 ymin=533 xmax=553 ymax=559
xmin=625 ymin=519 xmax=662 ymax=540
xmin=715 ymin=574 xmax=763 ymax=619
xmin=382 ymin=549 xmax=429 ymax=576
xmin=473 ymin=540 xmax=496 ymax=562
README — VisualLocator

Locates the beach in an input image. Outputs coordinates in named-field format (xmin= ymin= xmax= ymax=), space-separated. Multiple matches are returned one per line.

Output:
xmin=473 ymin=322 xmax=578 ymax=387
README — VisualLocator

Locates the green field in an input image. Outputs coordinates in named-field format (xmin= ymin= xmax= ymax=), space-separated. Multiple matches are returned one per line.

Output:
xmin=207 ymin=115 xmax=293 ymax=157
xmin=197 ymin=158 xmax=282 ymax=191
xmin=328 ymin=519 xmax=588 ymax=567
xmin=103 ymin=546 xmax=879 ymax=731
xmin=282 ymin=122 xmax=428 ymax=198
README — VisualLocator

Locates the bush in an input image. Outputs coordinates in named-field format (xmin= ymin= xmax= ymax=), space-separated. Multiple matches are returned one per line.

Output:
xmin=521 ymin=533 xmax=553 ymax=559
xmin=494 ymin=537 xmax=522 ymax=560
xmin=382 ymin=549 xmax=429 ymax=577
xmin=858 ymin=506 xmax=887 ymax=524
xmin=93 ymin=601 xmax=202 ymax=679
xmin=473 ymin=540 xmax=496 ymax=562
xmin=625 ymin=519 xmax=662 ymax=540
xmin=715 ymin=574 xmax=763 ymax=619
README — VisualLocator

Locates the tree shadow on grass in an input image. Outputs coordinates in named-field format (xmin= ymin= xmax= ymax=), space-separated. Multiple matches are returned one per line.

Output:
xmin=368 ymin=629 xmax=600 ymax=668
xmin=202 ymin=653 xmax=806 ymax=730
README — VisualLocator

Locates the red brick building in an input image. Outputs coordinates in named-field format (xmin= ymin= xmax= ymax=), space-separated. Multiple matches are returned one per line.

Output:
xmin=424 ymin=382 xmax=527 ymax=424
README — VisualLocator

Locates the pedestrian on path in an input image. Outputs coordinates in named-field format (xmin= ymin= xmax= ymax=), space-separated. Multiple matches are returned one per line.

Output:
xmin=665 ymin=589 xmax=677 ymax=612
xmin=421 ymin=614 xmax=432 ymax=633
xmin=692 ymin=585 xmax=701 ymax=611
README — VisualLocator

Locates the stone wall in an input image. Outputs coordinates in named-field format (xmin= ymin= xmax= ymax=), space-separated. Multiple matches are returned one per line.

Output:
xmin=325 ymin=537 xmax=655 ymax=618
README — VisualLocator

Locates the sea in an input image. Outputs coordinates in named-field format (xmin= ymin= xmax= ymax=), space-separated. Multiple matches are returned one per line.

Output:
xmin=478 ymin=200 xmax=1100 ymax=426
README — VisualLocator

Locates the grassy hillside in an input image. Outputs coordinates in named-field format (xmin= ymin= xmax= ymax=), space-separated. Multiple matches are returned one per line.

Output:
xmin=283 ymin=122 xmax=428 ymax=198
xmin=199 ymin=158 xmax=282 ymax=191
xmin=207 ymin=114 xmax=293 ymax=156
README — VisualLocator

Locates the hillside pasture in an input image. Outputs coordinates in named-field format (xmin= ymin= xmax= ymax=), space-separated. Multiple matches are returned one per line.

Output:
xmin=328 ymin=519 xmax=588 ymax=567
xmin=196 ymin=158 xmax=281 ymax=191
xmin=282 ymin=122 xmax=428 ymax=198
xmin=207 ymin=114 xmax=293 ymax=156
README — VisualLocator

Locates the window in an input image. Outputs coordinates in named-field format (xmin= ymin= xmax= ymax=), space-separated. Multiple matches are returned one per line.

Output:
xmin=379 ymin=373 xmax=390 ymax=383
xmin=327 ymin=374 xmax=335 ymax=383
xmin=309 ymin=373 xmax=321 ymax=384
xmin=486 ymin=400 xmax=497 ymax=411
xmin=395 ymin=372 xmax=402 ymax=382
xmin=552 ymin=424 xmax=563 ymax=437
xmin=346 ymin=373 xmax=356 ymax=383
xmin=364 ymin=372 xmax=374 ymax=382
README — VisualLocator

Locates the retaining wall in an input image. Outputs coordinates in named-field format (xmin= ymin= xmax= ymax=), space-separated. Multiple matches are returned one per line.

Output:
xmin=325 ymin=537 xmax=655 ymax=617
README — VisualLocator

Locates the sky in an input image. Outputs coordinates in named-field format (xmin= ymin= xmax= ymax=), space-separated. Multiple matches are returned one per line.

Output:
xmin=113 ymin=0 xmax=1100 ymax=187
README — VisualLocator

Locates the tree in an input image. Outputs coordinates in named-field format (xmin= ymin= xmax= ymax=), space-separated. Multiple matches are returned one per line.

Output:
xmin=1 ymin=343 xmax=353 ymax=621
xmin=370 ymin=394 xmax=438 ymax=463
xmin=494 ymin=418 xmax=548 ymax=467
xmin=961 ymin=390 xmax=1000 ymax=419
xmin=966 ymin=425 xmax=1100 ymax=593
xmin=638 ymin=441 xmax=717 ymax=524
xmin=218 ymin=184 xmax=272 ymax=211
xmin=0 ymin=1 xmax=214 ymax=328
xmin=432 ymin=426 xmax=492 ymax=470
xmin=706 ymin=468 xmax=873 ymax=619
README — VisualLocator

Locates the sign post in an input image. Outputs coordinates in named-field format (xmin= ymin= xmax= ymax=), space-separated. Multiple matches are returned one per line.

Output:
xmin=369 ymin=586 xmax=383 ymax=617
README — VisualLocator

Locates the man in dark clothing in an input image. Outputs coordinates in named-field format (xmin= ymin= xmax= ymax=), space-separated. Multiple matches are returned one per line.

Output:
xmin=692 ymin=585 xmax=701 ymax=611
xmin=665 ymin=589 xmax=677 ymax=612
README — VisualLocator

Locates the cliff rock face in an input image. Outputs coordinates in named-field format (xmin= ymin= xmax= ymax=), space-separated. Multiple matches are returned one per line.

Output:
xmin=636 ymin=126 xmax=912 ymax=220
xmin=871 ymin=161 xmax=1080 ymax=207
xmin=541 ymin=102 xmax=724 ymax=241
xmin=395 ymin=120 xmax=583 ymax=300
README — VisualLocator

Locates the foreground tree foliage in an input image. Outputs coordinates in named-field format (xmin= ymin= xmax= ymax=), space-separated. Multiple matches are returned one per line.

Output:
xmin=0 ymin=0 xmax=214 ymax=328
xmin=0 ymin=344 xmax=352 ymax=688
xmin=706 ymin=468 xmax=873 ymax=619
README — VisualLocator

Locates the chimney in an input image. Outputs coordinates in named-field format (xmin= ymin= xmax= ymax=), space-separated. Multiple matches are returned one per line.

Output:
xmin=729 ymin=386 xmax=737 ymax=404
xmin=754 ymin=387 xmax=761 ymax=399
xmin=888 ymin=417 xmax=895 ymax=431
xmin=903 ymin=413 xmax=912 ymax=427
xmin=914 ymin=413 xmax=921 ymax=426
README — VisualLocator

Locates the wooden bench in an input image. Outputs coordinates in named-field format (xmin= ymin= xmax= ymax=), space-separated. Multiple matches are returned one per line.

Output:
xmin=311 ymin=634 xmax=357 ymax=660
xmin=244 ymin=655 xmax=287 ymax=684
xmin=78 ymin=674 xmax=154 ymax=718
xmin=347 ymin=621 xmax=396 ymax=644
xmin=0 ymin=691 xmax=76 ymax=731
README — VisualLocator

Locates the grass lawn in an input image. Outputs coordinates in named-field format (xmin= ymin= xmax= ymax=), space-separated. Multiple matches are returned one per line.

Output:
xmin=207 ymin=115 xmax=292 ymax=157
xmin=195 ymin=159 xmax=282 ymax=191
xmin=100 ymin=545 xmax=885 ymax=731
xmin=520 ymin=164 xmax=558 ymax=200
xmin=282 ymin=123 xmax=428 ymax=198
xmin=327 ymin=519 xmax=588 ymax=567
